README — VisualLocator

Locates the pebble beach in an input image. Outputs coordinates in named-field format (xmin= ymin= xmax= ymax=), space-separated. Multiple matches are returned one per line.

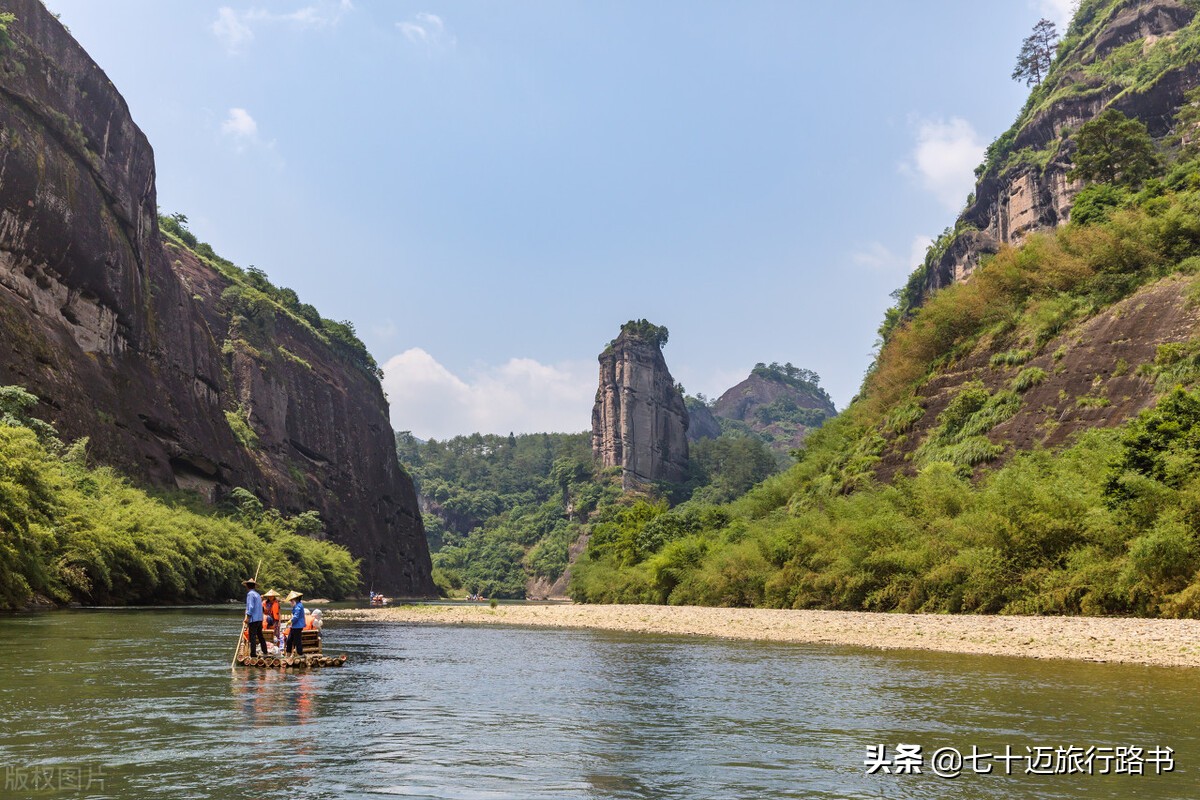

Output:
xmin=329 ymin=603 xmax=1200 ymax=668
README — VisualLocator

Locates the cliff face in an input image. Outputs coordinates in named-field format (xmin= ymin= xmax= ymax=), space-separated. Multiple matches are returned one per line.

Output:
xmin=921 ymin=0 xmax=1199 ymax=296
xmin=0 ymin=0 xmax=433 ymax=594
xmin=684 ymin=398 xmax=721 ymax=442
xmin=591 ymin=329 xmax=689 ymax=488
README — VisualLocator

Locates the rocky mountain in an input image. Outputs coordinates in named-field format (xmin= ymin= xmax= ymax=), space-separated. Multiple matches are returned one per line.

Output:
xmin=591 ymin=320 xmax=690 ymax=488
xmin=705 ymin=363 xmax=836 ymax=452
xmin=907 ymin=0 xmax=1198 ymax=304
xmin=0 ymin=0 xmax=433 ymax=594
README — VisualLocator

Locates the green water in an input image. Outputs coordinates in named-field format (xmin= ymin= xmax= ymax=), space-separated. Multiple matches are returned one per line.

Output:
xmin=0 ymin=607 xmax=1197 ymax=799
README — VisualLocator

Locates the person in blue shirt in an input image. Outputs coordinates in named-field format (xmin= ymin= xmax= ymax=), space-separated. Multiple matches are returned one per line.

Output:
xmin=285 ymin=591 xmax=307 ymax=656
xmin=243 ymin=578 xmax=267 ymax=658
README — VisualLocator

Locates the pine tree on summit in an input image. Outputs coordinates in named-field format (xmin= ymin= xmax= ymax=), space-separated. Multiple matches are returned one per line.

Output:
xmin=1012 ymin=18 xmax=1059 ymax=86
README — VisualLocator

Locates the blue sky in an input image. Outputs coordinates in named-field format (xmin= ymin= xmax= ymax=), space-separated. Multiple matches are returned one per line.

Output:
xmin=48 ymin=0 xmax=1073 ymax=439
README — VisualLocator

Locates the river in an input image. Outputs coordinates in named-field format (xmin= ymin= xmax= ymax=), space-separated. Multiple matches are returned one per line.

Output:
xmin=0 ymin=607 xmax=1197 ymax=799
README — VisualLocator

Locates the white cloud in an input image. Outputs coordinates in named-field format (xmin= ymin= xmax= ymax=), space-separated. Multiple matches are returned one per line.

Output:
xmin=382 ymin=348 xmax=595 ymax=439
xmin=1033 ymin=0 xmax=1076 ymax=29
xmin=221 ymin=107 xmax=258 ymax=140
xmin=851 ymin=234 xmax=935 ymax=274
xmin=851 ymin=242 xmax=897 ymax=271
xmin=397 ymin=12 xmax=456 ymax=50
xmin=218 ymin=108 xmax=282 ymax=164
xmin=902 ymin=116 xmax=985 ymax=212
xmin=213 ymin=8 xmax=254 ymax=52
xmin=219 ymin=107 xmax=277 ymax=157
xmin=211 ymin=1 xmax=353 ymax=54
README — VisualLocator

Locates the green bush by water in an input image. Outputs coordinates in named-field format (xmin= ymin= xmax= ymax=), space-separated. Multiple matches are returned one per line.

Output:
xmin=0 ymin=394 xmax=359 ymax=610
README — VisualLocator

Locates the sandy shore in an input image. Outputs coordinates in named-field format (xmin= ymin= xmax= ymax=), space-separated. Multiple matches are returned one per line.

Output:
xmin=327 ymin=603 xmax=1200 ymax=668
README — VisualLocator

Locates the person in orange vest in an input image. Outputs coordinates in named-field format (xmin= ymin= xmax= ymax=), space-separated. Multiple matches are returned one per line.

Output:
xmin=262 ymin=589 xmax=281 ymax=632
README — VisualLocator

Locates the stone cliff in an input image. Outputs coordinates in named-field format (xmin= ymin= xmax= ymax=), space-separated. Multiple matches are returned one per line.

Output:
xmin=684 ymin=397 xmax=721 ymax=442
xmin=918 ymin=0 xmax=1199 ymax=298
xmin=0 ymin=0 xmax=433 ymax=594
xmin=591 ymin=322 xmax=689 ymax=489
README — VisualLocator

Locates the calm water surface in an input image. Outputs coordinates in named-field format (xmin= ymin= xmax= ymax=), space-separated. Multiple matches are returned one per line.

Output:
xmin=0 ymin=607 xmax=1197 ymax=799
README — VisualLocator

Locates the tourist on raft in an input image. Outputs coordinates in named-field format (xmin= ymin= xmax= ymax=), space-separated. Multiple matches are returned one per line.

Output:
xmin=262 ymin=589 xmax=281 ymax=631
xmin=285 ymin=591 xmax=307 ymax=656
xmin=243 ymin=578 xmax=268 ymax=658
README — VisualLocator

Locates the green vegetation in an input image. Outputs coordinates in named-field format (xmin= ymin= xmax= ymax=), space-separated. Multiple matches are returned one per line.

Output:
xmin=0 ymin=12 xmax=16 ymax=52
xmin=750 ymin=362 xmax=833 ymax=407
xmin=990 ymin=349 xmax=1033 ymax=368
xmin=159 ymin=213 xmax=383 ymax=380
xmin=572 ymin=388 xmax=1200 ymax=616
xmin=1141 ymin=337 xmax=1200 ymax=390
xmin=1068 ymin=109 xmax=1160 ymax=187
xmin=397 ymin=431 xmax=618 ymax=598
xmin=614 ymin=319 xmax=669 ymax=349
xmin=1012 ymin=366 xmax=1048 ymax=392
xmin=398 ymin=422 xmax=792 ymax=598
xmin=688 ymin=435 xmax=779 ymax=504
xmin=224 ymin=405 xmax=259 ymax=450
xmin=1012 ymin=18 xmax=1059 ymax=87
xmin=0 ymin=387 xmax=359 ymax=610
xmin=913 ymin=383 xmax=1019 ymax=470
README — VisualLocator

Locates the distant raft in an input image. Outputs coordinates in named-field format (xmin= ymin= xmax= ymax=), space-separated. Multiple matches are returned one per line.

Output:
xmin=235 ymin=626 xmax=348 ymax=668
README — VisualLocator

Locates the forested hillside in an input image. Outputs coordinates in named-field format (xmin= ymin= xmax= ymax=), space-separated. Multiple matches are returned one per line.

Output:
xmin=396 ymin=431 xmax=616 ymax=597
xmin=397 ymin=416 xmax=790 ymax=598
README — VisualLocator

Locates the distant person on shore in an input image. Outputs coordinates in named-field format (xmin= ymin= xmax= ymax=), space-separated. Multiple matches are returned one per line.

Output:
xmin=285 ymin=591 xmax=306 ymax=656
xmin=243 ymin=579 xmax=267 ymax=658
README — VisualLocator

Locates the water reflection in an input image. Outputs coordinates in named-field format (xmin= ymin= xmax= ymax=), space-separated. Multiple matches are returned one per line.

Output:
xmin=231 ymin=669 xmax=320 ymax=728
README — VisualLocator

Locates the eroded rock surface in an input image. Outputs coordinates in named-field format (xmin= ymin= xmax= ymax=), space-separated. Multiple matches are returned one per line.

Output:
xmin=591 ymin=328 xmax=689 ymax=488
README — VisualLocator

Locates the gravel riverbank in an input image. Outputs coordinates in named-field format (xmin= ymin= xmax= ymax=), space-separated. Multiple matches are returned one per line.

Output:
xmin=329 ymin=603 xmax=1200 ymax=668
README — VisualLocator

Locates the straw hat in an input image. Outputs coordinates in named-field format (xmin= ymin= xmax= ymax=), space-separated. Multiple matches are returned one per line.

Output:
xmin=241 ymin=578 xmax=257 ymax=587
xmin=285 ymin=591 xmax=303 ymax=602
xmin=263 ymin=589 xmax=280 ymax=599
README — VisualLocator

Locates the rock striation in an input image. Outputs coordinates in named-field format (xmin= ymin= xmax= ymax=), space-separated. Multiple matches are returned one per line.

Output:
xmin=591 ymin=324 xmax=689 ymax=488
xmin=0 ymin=0 xmax=433 ymax=594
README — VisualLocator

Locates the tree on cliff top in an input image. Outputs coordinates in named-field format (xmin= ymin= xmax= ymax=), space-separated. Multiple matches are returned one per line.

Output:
xmin=1011 ymin=18 xmax=1058 ymax=87
xmin=1068 ymin=109 xmax=1160 ymax=188
xmin=617 ymin=319 xmax=669 ymax=349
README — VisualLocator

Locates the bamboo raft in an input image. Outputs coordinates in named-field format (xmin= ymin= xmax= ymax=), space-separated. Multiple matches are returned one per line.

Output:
xmin=235 ymin=628 xmax=348 ymax=669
